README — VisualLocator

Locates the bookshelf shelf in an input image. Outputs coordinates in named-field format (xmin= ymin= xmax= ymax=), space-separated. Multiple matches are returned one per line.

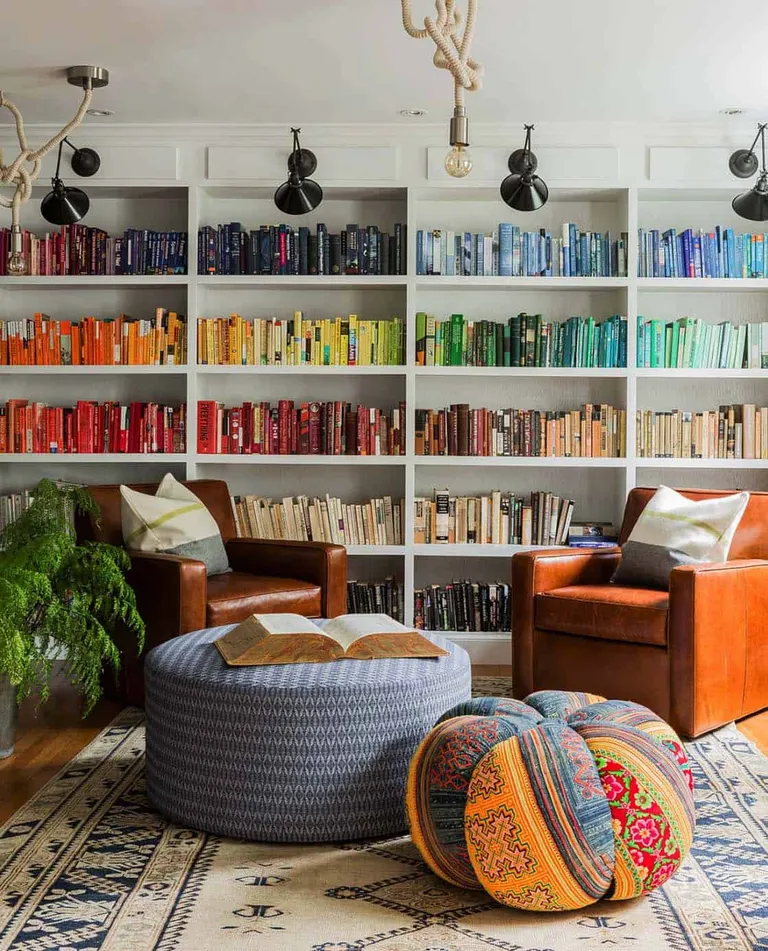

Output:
xmin=0 ymin=275 xmax=189 ymax=289
xmin=415 ymin=276 xmax=628 ymax=290
xmin=414 ymin=543 xmax=570 ymax=557
xmin=196 ymin=365 xmax=407 ymax=376
xmin=0 ymin=453 xmax=188 ymax=463
xmin=5 ymin=169 xmax=767 ymax=664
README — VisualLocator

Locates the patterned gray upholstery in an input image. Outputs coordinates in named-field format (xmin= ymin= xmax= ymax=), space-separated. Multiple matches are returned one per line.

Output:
xmin=144 ymin=625 xmax=471 ymax=842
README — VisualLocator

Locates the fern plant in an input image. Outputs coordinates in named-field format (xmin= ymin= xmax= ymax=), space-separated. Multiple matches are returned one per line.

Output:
xmin=0 ymin=479 xmax=145 ymax=714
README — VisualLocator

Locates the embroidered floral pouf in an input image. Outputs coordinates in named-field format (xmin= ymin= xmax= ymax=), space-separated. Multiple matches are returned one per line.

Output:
xmin=406 ymin=690 xmax=695 ymax=912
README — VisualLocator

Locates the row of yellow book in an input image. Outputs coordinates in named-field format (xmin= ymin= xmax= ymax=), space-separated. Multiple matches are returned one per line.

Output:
xmin=197 ymin=313 xmax=405 ymax=366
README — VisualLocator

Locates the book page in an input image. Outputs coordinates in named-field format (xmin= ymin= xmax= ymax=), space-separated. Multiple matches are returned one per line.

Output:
xmin=321 ymin=613 xmax=414 ymax=651
xmin=251 ymin=614 xmax=325 ymax=636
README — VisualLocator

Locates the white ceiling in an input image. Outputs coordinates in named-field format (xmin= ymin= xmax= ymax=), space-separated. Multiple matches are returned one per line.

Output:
xmin=2 ymin=0 xmax=768 ymax=127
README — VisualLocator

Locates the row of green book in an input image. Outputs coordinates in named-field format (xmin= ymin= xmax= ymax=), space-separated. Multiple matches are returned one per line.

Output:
xmin=637 ymin=317 xmax=768 ymax=369
xmin=415 ymin=313 xmax=627 ymax=368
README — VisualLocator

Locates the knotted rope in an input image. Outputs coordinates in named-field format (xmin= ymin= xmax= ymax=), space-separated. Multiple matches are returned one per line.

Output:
xmin=0 ymin=85 xmax=92 ymax=228
xmin=401 ymin=0 xmax=483 ymax=109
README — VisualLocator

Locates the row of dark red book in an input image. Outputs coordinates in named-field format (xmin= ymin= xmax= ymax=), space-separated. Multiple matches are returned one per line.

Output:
xmin=0 ymin=400 xmax=186 ymax=454
xmin=197 ymin=400 xmax=406 ymax=455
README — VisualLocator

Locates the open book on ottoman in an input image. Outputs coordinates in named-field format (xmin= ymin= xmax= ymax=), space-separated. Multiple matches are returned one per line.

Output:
xmin=214 ymin=613 xmax=448 ymax=666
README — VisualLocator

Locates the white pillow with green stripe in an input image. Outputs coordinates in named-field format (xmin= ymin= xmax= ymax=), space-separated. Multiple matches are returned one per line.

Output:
xmin=611 ymin=485 xmax=748 ymax=590
xmin=120 ymin=473 xmax=230 ymax=576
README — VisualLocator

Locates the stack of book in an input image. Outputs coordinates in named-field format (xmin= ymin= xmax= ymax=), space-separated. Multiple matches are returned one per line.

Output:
xmin=636 ymin=405 xmax=768 ymax=459
xmin=414 ymin=490 xmax=574 ymax=546
xmin=347 ymin=578 xmax=404 ymax=622
xmin=197 ymin=313 xmax=404 ymax=366
xmin=0 ymin=401 xmax=186 ymax=454
xmin=197 ymin=400 xmax=406 ymax=456
xmin=416 ymin=225 xmax=628 ymax=277
xmin=637 ymin=316 xmax=768 ymax=369
xmin=0 ymin=225 xmax=187 ymax=276
xmin=568 ymin=521 xmax=619 ymax=549
xmin=232 ymin=494 xmax=404 ymax=546
xmin=414 ymin=582 xmax=511 ymax=633
xmin=415 ymin=404 xmax=626 ymax=457
xmin=198 ymin=222 xmax=407 ymax=276
xmin=638 ymin=227 xmax=768 ymax=278
xmin=416 ymin=312 xmax=626 ymax=368
xmin=0 ymin=311 xmax=187 ymax=366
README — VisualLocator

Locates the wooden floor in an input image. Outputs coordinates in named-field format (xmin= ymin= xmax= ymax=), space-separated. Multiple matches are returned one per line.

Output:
xmin=1 ymin=665 xmax=766 ymax=826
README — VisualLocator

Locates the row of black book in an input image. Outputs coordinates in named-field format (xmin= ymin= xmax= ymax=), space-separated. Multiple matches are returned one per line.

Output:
xmin=198 ymin=223 xmax=407 ymax=276
xmin=347 ymin=578 xmax=404 ymax=622
xmin=414 ymin=581 xmax=511 ymax=633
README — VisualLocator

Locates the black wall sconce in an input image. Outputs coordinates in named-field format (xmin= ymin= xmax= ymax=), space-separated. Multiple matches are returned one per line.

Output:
xmin=274 ymin=128 xmax=323 ymax=215
xmin=500 ymin=124 xmax=548 ymax=212
xmin=40 ymin=138 xmax=101 ymax=226
xmin=729 ymin=123 xmax=768 ymax=221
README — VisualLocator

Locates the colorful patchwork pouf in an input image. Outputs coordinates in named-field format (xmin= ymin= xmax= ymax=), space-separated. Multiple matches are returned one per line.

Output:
xmin=406 ymin=690 xmax=695 ymax=912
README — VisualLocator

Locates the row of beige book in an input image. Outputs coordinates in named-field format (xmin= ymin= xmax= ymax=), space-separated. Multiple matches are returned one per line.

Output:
xmin=231 ymin=494 xmax=404 ymax=547
xmin=636 ymin=405 xmax=768 ymax=459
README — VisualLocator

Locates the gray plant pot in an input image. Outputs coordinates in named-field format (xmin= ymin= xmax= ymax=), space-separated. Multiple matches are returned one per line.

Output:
xmin=0 ymin=673 xmax=18 ymax=758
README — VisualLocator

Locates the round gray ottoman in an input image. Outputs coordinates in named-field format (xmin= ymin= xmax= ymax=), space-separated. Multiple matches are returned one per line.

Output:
xmin=144 ymin=625 xmax=471 ymax=842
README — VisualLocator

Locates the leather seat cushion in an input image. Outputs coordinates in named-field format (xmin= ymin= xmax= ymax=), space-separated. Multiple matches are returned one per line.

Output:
xmin=535 ymin=585 xmax=669 ymax=647
xmin=206 ymin=572 xmax=322 ymax=626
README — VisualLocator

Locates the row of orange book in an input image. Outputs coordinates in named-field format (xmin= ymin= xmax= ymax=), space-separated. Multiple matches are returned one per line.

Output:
xmin=0 ymin=311 xmax=187 ymax=366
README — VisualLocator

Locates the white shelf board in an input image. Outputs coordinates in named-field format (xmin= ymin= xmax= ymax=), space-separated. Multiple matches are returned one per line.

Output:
xmin=197 ymin=275 xmax=407 ymax=289
xmin=637 ymin=278 xmax=768 ymax=291
xmin=428 ymin=630 xmax=510 ymax=639
xmin=0 ymin=365 xmax=187 ymax=375
xmin=0 ymin=453 xmax=188 ymax=463
xmin=416 ymin=366 xmax=627 ymax=378
xmin=635 ymin=457 xmax=768 ymax=468
xmin=635 ymin=368 xmax=767 ymax=379
xmin=196 ymin=364 xmax=407 ymax=375
xmin=415 ymin=276 xmax=628 ymax=290
xmin=413 ymin=543 xmax=570 ymax=557
xmin=193 ymin=454 xmax=407 ymax=466
xmin=346 ymin=545 xmax=406 ymax=556
xmin=0 ymin=275 xmax=189 ymax=288
xmin=414 ymin=456 xmax=627 ymax=468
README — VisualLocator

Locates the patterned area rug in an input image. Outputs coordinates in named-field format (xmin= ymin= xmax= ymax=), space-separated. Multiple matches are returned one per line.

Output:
xmin=0 ymin=678 xmax=767 ymax=951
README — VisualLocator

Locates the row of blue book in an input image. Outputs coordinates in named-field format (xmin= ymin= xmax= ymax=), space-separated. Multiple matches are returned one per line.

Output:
xmin=416 ymin=225 xmax=629 ymax=278
xmin=638 ymin=227 xmax=768 ymax=279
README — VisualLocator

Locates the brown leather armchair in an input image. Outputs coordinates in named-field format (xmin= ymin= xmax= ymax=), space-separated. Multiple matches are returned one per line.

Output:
xmin=512 ymin=487 xmax=768 ymax=738
xmin=76 ymin=479 xmax=347 ymax=706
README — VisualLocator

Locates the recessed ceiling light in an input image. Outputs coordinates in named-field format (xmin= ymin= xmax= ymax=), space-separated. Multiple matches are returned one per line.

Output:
xmin=720 ymin=108 xmax=746 ymax=116
xmin=87 ymin=108 xmax=114 ymax=117
xmin=399 ymin=109 xmax=427 ymax=117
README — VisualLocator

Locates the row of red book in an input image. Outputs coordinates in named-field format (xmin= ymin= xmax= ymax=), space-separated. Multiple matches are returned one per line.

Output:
xmin=197 ymin=400 xmax=406 ymax=456
xmin=0 ymin=401 xmax=186 ymax=454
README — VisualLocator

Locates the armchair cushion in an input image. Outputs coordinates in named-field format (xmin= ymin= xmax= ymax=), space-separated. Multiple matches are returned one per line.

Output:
xmin=536 ymin=584 xmax=669 ymax=647
xmin=206 ymin=571 xmax=322 ymax=627
xmin=121 ymin=473 xmax=230 ymax=576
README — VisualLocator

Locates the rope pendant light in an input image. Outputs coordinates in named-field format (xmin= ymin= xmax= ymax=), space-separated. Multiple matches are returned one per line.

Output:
xmin=400 ymin=0 xmax=484 ymax=178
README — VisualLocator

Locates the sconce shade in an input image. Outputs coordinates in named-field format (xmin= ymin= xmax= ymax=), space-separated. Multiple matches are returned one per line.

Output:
xmin=500 ymin=174 xmax=549 ymax=211
xmin=274 ymin=178 xmax=323 ymax=215
xmin=732 ymin=172 xmax=768 ymax=221
xmin=41 ymin=182 xmax=90 ymax=225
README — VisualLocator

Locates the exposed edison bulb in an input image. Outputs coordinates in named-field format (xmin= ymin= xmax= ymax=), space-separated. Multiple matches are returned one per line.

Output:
xmin=444 ymin=144 xmax=473 ymax=179
xmin=7 ymin=226 xmax=27 ymax=276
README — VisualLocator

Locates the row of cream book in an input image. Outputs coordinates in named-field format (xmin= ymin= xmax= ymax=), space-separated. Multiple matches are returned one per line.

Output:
xmin=197 ymin=313 xmax=405 ymax=366
xmin=414 ymin=490 xmax=575 ymax=546
xmin=215 ymin=613 xmax=447 ymax=666
xmin=231 ymin=494 xmax=405 ymax=546
xmin=635 ymin=405 xmax=768 ymax=459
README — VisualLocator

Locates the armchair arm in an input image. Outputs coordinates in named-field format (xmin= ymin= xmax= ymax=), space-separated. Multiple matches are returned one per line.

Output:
xmin=128 ymin=551 xmax=207 ymax=642
xmin=225 ymin=538 xmax=348 ymax=618
xmin=511 ymin=547 xmax=622 ymax=699
xmin=668 ymin=559 xmax=768 ymax=737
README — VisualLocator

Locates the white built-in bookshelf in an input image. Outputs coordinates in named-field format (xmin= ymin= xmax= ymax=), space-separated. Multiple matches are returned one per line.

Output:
xmin=2 ymin=173 xmax=767 ymax=662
